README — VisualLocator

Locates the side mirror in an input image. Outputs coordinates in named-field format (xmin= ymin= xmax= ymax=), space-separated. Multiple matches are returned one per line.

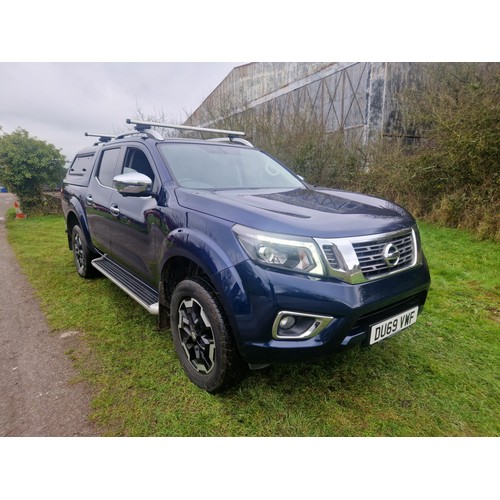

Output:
xmin=113 ymin=172 xmax=153 ymax=196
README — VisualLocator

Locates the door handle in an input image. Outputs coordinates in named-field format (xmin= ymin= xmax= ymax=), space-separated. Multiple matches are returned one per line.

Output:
xmin=109 ymin=204 xmax=120 ymax=217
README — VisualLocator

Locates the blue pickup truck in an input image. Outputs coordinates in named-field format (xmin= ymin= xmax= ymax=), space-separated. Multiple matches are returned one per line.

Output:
xmin=61 ymin=119 xmax=430 ymax=392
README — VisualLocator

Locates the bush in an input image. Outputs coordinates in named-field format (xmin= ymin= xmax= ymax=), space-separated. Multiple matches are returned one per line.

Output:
xmin=240 ymin=63 xmax=500 ymax=240
xmin=0 ymin=128 xmax=66 ymax=216
xmin=361 ymin=63 xmax=500 ymax=240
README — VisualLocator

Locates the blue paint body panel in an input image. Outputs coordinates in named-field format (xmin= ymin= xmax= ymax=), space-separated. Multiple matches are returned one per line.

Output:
xmin=61 ymin=136 xmax=430 ymax=365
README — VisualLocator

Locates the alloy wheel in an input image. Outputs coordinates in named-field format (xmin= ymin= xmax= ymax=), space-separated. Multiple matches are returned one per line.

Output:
xmin=177 ymin=297 xmax=216 ymax=374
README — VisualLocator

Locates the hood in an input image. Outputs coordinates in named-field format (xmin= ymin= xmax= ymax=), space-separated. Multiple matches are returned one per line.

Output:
xmin=174 ymin=187 xmax=415 ymax=238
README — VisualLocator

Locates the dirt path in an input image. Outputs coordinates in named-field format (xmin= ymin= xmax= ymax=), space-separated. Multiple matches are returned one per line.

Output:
xmin=0 ymin=193 xmax=98 ymax=436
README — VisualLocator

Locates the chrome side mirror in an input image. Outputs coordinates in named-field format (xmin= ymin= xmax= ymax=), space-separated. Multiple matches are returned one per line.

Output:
xmin=113 ymin=172 xmax=152 ymax=196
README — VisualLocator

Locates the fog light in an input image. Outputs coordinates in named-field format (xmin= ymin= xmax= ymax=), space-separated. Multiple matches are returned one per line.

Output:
xmin=272 ymin=311 xmax=335 ymax=340
xmin=279 ymin=315 xmax=296 ymax=330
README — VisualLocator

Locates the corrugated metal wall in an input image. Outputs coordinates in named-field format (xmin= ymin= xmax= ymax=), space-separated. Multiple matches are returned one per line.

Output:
xmin=185 ymin=62 xmax=422 ymax=144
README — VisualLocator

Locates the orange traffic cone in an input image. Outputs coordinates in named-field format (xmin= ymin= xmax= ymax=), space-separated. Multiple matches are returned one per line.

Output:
xmin=14 ymin=200 xmax=26 ymax=219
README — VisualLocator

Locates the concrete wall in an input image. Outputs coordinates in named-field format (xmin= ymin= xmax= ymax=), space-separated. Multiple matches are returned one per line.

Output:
xmin=185 ymin=62 xmax=423 ymax=145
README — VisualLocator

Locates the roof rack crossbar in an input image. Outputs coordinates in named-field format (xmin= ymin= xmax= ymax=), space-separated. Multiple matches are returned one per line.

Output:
xmin=85 ymin=132 xmax=116 ymax=143
xmin=126 ymin=118 xmax=245 ymax=138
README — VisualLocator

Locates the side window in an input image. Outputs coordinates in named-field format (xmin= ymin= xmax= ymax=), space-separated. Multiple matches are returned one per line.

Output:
xmin=122 ymin=148 xmax=155 ymax=183
xmin=97 ymin=148 xmax=121 ymax=187
xmin=65 ymin=153 xmax=95 ymax=186
xmin=68 ymin=153 xmax=94 ymax=177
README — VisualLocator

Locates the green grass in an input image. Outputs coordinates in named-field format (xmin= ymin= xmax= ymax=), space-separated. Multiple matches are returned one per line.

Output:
xmin=6 ymin=215 xmax=500 ymax=436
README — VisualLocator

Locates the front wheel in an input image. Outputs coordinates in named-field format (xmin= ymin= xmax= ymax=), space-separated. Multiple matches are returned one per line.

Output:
xmin=170 ymin=277 xmax=243 ymax=393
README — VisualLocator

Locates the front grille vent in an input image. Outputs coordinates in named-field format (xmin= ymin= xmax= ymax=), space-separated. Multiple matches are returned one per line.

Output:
xmin=352 ymin=231 xmax=415 ymax=280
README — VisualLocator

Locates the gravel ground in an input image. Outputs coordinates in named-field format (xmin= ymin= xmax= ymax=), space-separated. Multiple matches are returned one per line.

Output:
xmin=0 ymin=193 xmax=98 ymax=436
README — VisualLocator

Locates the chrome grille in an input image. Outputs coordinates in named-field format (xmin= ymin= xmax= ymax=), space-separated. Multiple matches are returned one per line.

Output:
xmin=352 ymin=230 xmax=415 ymax=280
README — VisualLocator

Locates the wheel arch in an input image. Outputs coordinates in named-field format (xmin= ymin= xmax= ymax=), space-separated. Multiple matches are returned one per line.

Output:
xmin=157 ymin=227 xmax=251 ymax=354
xmin=64 ymin=197 xmax=93 ymax=252
xmin=158 ymin=250 xmax=248 ymax=343
xmin=66 ymin=211 xmax=79 ymax=250
xmin=159 ymin=255 xmax=208 ymax=329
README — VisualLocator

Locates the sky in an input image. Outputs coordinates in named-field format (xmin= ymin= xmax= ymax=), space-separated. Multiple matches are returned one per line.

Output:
xmin=1 ymin=2 xmax=495 ymax=164
xmin=0 ymin=62 xmax=246 ymax=161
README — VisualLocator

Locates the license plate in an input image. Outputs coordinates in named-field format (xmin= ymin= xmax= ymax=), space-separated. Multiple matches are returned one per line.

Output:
xmin=369 ymin=306 xmax=419 ymax=345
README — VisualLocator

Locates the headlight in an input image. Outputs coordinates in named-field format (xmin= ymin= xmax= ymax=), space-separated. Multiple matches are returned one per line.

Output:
xmin=233 ymin=224 xmax=326 ymax=276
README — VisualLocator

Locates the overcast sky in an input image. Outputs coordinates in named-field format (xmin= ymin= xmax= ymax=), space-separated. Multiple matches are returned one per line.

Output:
xmin=1 ymin=1 xmax=495 ymax=164
xmin=0 ymin=62 xmax=246 ymax=161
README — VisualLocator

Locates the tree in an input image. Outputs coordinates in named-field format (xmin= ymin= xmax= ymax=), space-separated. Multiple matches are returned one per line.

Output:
xmin=0 ymin=128 xmax=66 ymax=215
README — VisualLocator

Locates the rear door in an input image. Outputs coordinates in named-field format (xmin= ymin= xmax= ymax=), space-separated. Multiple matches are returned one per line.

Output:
xmin=86 ymin=146 xmax=123 ymax=254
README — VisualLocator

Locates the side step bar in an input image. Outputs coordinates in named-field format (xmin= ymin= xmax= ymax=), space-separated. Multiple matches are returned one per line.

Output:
xmin=91 ymin=256 xmax=159 ymax=315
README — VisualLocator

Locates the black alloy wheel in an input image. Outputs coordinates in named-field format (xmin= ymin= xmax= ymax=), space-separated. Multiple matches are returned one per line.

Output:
xmin=170 ymin=277 xmax=243 ymax=393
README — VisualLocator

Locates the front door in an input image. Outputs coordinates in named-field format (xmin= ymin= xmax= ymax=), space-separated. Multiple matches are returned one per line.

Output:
xmin=107 ymin=147 xmax=160 ymax=286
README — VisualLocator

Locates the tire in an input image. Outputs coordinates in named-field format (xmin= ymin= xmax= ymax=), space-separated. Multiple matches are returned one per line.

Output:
xmin=170 ymin=277 xmax=243 ymax=393
xmin=71 ymin=225 xmax=97 ymax=279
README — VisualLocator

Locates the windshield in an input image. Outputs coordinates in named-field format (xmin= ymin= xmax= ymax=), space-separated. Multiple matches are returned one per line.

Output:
xmin=158 ymin=143 xmax=304 ymax=190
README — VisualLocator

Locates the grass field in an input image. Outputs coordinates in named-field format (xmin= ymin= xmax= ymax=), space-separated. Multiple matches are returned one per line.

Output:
xmin=6 ymin=213 xmax=500 ymax=436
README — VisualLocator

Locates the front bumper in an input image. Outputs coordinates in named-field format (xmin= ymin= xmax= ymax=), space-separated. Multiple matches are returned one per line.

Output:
xmin=217 ymin=257 xmax=431 ymax=364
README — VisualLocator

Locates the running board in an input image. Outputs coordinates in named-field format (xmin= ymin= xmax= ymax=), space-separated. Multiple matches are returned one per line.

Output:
xmin=91 ymin=256 xmax=159 ymax=315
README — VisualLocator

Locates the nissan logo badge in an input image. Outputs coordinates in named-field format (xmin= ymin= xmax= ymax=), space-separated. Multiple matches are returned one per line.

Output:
xmin=383 ymin=243 xmax=401 ymax=267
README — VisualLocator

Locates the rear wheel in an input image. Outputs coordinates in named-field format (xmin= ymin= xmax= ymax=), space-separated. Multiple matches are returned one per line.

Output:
xmin=171 ymin=277 xmax=243 ymax=393
xmin=72 ymin=225 xmax=97 ymax=278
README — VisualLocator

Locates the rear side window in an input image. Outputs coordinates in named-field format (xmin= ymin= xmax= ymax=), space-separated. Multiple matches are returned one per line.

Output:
xmin=68 ymin=154 xmax=94 ymax=177
xmin=65 ymin=153 xmax=95 ymax=186
xmin=97 ymin=148 xmax=121 ymax=187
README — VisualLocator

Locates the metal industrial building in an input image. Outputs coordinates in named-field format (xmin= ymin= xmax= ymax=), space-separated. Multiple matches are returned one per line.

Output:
xmin=185 ymin=62 xmax=422 ymax=144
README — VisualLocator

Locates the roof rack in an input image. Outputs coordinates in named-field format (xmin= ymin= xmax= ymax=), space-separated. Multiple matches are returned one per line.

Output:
xmin=85 ymin=132 xmax=116 ymax=144
xmin=85 ymin=121 xmax=251 ymax=147
xmin=126 ymin=118 xmax=246 ymax=139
